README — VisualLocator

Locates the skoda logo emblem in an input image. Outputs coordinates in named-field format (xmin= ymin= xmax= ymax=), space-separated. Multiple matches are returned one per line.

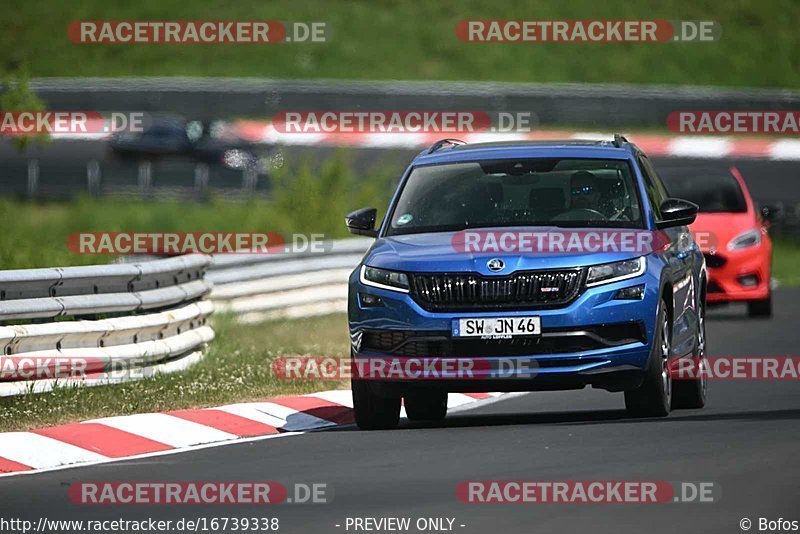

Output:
xmin=487 ymin=258 xmax=505 ymax=272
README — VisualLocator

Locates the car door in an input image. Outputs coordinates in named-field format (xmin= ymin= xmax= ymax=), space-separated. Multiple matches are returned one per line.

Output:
xmin=638 ymin=155 xmax=699 ymax=358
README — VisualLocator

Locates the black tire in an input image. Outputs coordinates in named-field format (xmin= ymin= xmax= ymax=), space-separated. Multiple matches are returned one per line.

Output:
xmin=747 ymin=294 xmax=772 ymax=318
xmin=672 ymin=294 xmax=708 ymax=409
xmin=625 ymin=300 xmax=672 ymax=417
xmin=404 ymin=391 xmax=448 ymax=422
xmin=351 ymin=378 xmax=401 ymax=430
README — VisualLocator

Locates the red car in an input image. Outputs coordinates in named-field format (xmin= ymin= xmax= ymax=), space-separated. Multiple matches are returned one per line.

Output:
xmin=660 ymin=166 xmax=773 ymax=317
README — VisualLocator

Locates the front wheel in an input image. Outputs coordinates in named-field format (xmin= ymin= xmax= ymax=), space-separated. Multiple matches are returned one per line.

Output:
xmin=672 ymin=296 xmax=708 ymax=409
xmin=625 ymin=300 xmax=672 ymax=417
xmin=352 ymin=378 xmax=401 ymax=430
xmin=747 ymin=294 xmax=772 ymax=318
xmin=404 ymin=391 xmax=448 ymax=422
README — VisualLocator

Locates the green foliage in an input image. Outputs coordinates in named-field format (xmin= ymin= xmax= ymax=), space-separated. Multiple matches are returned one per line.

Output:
xmin=772 ymin=237 xmax=800 ymax=287
xmin=0 ymin=63 xmax=49 ymax=151
xmin=270 ymin=150 xmax=397 ymax=236
xmin=0 ymin=152 xmax=399 ymax=269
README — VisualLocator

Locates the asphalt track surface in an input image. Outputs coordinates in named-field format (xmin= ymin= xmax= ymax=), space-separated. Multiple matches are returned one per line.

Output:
xmin=2 ymin=288 xmax=798 ymax=534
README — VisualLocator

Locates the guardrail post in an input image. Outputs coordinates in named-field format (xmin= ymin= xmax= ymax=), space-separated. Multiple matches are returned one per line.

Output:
xmin=27 ymin=159 xmax=39 ymax=199
xmin=87 ymin=159 xmax=101 ymax=197
xmin=138 ymin=160 xmax=152 ymax=195
xmin=194 ymin=163 xmax=209 ymax=193
xmin=242 ymin=167 xmax=257 ymax=193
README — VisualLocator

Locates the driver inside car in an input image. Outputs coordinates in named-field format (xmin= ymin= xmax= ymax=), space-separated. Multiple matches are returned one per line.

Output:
xmin=569 ymin=170 xmax=601 ymax=210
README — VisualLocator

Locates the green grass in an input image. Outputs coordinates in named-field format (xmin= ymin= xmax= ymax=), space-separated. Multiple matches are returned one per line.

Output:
xmin=773 ymin=238 xmax=800 ymax=287
xmin=0 ymin=313 xmax=350 ymax=432
xmin=2 ymin=0 xmax=798 ymax=88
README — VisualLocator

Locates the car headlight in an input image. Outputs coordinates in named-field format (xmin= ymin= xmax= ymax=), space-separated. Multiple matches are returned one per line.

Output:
xmin=360 ymin=265 xmax=410 ymax=293
xmin=727 ymin=228 xmax=762 ymax=251
xmin=586 ymin=257 xmax=646 ymax=287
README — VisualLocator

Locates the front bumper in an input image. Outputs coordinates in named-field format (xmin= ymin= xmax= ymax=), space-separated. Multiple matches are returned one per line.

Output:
xmin=704 ymin=243 xmax=771 ymax=303
xmin=348 ymin=266 xmax=660 ymax=393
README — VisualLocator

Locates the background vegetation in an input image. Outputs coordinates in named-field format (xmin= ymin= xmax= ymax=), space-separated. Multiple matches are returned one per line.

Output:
xmin=1 ymin=0 xmax=797 ymax=87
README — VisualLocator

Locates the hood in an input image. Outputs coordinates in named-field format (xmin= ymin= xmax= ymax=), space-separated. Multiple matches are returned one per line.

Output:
xmin=690 ymin=212 xmax=758 ymax=252
xmin=365 ymin=229 xmax=645 ymax=275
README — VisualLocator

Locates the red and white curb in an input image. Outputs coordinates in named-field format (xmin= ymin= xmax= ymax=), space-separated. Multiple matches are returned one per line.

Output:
xmin=55 ymin=120 xmax=800 ymax=160
xmin=232 ymin=122 xmax=800 ymax=161
xmin=0 ymin=390 xmax=507 ymax=477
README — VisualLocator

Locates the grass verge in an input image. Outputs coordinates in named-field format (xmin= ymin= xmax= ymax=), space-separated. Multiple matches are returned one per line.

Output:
xmin=1 ymin=0 xmax=798 ymax=88
xmin=0 ymin=313 xmax=350 ymax=432
xmin=773 ymin=238 xmax=800 ymax=287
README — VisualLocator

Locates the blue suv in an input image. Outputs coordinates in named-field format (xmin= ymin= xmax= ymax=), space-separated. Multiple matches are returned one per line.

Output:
xmin=346 ymin=136 xmax=707 ymax=429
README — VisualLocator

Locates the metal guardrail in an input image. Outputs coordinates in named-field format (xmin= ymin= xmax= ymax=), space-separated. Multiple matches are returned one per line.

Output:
xmin=0 ymin=256 xmax=214 ymax=396
xmin=2 ymin=158 xmax=273 ymax=201
xmin=0 ymin=255 xmax=210 ymax=320
xmin=207 ymin=237 xmax=371 ymax=323
xmin=31 ymin=77 xmax=800 ymax=126
xmin=0 ymin=238 xmax=372 ymax=395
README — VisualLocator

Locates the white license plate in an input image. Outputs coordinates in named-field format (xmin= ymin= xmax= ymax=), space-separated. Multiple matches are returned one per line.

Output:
xmin=453 ymin=316 xmax=541 ymax=339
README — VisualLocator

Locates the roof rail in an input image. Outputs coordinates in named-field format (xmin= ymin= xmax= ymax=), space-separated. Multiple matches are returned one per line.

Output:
xmin=427 ymin=138 xmax=466 ymax=154
xmin=612 ymin=134 xmax=629 ymax=148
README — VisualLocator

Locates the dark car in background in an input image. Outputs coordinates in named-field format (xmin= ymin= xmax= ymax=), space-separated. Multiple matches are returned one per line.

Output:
xmin=110 ymin=114 xmax=265 ymax=171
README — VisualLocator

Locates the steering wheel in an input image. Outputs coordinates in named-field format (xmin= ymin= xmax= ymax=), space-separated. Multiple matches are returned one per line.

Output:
xmin=552 ymin=208 xmax=607 ymax=222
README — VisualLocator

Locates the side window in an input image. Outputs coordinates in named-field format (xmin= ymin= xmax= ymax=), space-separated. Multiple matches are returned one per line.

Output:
xmin=637 ymin=155 xmax=667 ymax=220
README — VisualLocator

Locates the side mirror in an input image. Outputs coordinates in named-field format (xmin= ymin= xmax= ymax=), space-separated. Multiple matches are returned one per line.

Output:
xmin=345 ymin=207 xmax=378 ymax=237
xmin=760 ymin=205 xmax=778 ymax=222
xmin=656 ymin=198 xmax=698 ymax=229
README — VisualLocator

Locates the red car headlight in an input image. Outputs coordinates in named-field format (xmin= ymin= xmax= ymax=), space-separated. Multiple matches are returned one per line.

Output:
xmin=727 ymin=229 xmax=762 ymax=251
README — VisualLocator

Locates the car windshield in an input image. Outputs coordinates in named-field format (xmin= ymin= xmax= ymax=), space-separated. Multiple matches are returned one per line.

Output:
xmin=661 ymin=173 xmax=747 ymax=213
xmin=386 ymin=158 xmax=644 ymax=236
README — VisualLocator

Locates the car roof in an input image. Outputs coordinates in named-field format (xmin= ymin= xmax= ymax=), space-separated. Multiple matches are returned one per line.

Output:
xmin=412 ymin=139 xmax=637 ymax=165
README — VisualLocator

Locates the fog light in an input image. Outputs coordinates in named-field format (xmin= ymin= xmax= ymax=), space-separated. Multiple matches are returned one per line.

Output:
xmin=737 ymin=274 xmax=759 ymax=287
xmin=614 ymin=284 xmax=645 ymax=300
xmin=359 ymin=293 xmax=384 ymax=307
